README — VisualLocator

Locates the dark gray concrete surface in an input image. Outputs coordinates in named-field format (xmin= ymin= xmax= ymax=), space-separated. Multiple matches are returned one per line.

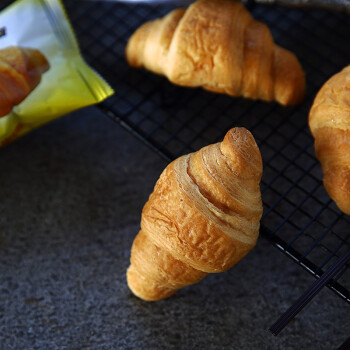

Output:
xmin=0 ymin=107 xmax=348 ymax=349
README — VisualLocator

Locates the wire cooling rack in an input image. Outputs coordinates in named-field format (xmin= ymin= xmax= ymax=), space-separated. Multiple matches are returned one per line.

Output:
xmin=64 ymin=1 xmax=350 ymax=303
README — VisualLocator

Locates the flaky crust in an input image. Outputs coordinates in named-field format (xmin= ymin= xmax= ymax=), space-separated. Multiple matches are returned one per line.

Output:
xmin=309 ymin=65 xmax=350 ymax=215
xmin=127 ymin=127 xmax=263 ymax=301
xmin=0 ymin=46 xmax=50 ymax=117
xmin=126 ymin=0 xmax=305 ymax=106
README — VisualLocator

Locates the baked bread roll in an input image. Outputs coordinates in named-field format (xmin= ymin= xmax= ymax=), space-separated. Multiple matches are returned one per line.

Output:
xmin=126 ymin=0 xmax=305 ymax=106
xmin=127 ymin=127 xmax=263 ymax=301
xmin=309 ymin=65 xmax=350 ymax=215
xmin=0 ymin=46 xmax=50 ymax=117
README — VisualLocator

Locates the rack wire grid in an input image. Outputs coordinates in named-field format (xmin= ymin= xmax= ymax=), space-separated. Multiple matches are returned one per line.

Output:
xmin=65 ymin=0 xmax=350 ymax=303
xmin=7 ymin=0 xmax=350 ymax=302
xmin=66 ymin=1 xmax=350 ymax=302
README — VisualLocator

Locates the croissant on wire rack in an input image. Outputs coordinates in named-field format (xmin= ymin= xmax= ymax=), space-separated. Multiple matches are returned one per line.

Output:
xmin=0 ymin=46 xmax=50 ymax=117
xmin=309 ymin=65 xmax=350 ymax=215
xmin=127 ymin=127 xmax=263 ymax=301
xmin=126 ymin=0 xmax=305 ymax=106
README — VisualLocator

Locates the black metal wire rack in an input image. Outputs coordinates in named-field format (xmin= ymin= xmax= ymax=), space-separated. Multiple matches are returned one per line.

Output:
xmin=70 ymin=1 xmax=349 ymax=303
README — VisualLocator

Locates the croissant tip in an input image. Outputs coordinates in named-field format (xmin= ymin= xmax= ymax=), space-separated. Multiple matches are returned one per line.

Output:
xmin=224 ymin=127 xmax=257 ymax=149
xmin=226 ymin=126 xmax=251 ymax=137
xmin=323 ymin=168 xmax=350 ymax=215
xmin=222 ymin=127 xmax=263 ymax=178
xmin=25 ymin=48 xmax=50 ymax=74
xmin=126 ymin=264 xmax=176 ymax=301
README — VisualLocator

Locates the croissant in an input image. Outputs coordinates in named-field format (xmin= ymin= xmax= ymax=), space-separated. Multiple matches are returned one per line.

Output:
xmin=0 ymin=46 xmax=50 ymax=117
xmin=126 ymin=0 xmax=305 ymax=106
xmin=309 ymin=65 xmax=350 ymax=215
xmin=127 ymin=127 xmax=263 ymax=301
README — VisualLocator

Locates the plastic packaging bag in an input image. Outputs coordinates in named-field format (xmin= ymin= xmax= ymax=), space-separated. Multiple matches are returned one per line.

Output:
xmin=0 ymin=0 xmax=114 ymax=146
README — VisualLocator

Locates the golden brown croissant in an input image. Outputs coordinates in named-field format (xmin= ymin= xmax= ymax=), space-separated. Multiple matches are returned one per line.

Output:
xmin=0 ymin=46 xmax=50 ymax=117
xmin=309 ymin=65 xmax=350 ymax=215
xmin=126 ymin=0 xmax=305 ymax=106
xmin=127 ymin=127 xmax=263 ymax=301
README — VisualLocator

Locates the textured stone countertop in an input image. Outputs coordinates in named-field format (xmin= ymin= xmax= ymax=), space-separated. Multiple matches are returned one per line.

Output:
xmin=0 ymin=107 xmax=348 ymax=350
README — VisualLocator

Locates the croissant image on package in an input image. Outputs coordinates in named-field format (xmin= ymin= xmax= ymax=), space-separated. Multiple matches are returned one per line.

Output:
xmin=309 ymin=65 xmax=350 ymax=215
xmin=0 ymin=46 xmax=50 ymax=117
xmin=126 ymin=0 xmax=305 ymax=106
xmin=127 ymin=127 xmax=263 ymax=301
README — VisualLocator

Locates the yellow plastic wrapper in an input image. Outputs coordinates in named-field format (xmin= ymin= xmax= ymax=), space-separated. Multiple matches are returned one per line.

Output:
xmin=0 ymin=0 xmax=114 ymax=146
